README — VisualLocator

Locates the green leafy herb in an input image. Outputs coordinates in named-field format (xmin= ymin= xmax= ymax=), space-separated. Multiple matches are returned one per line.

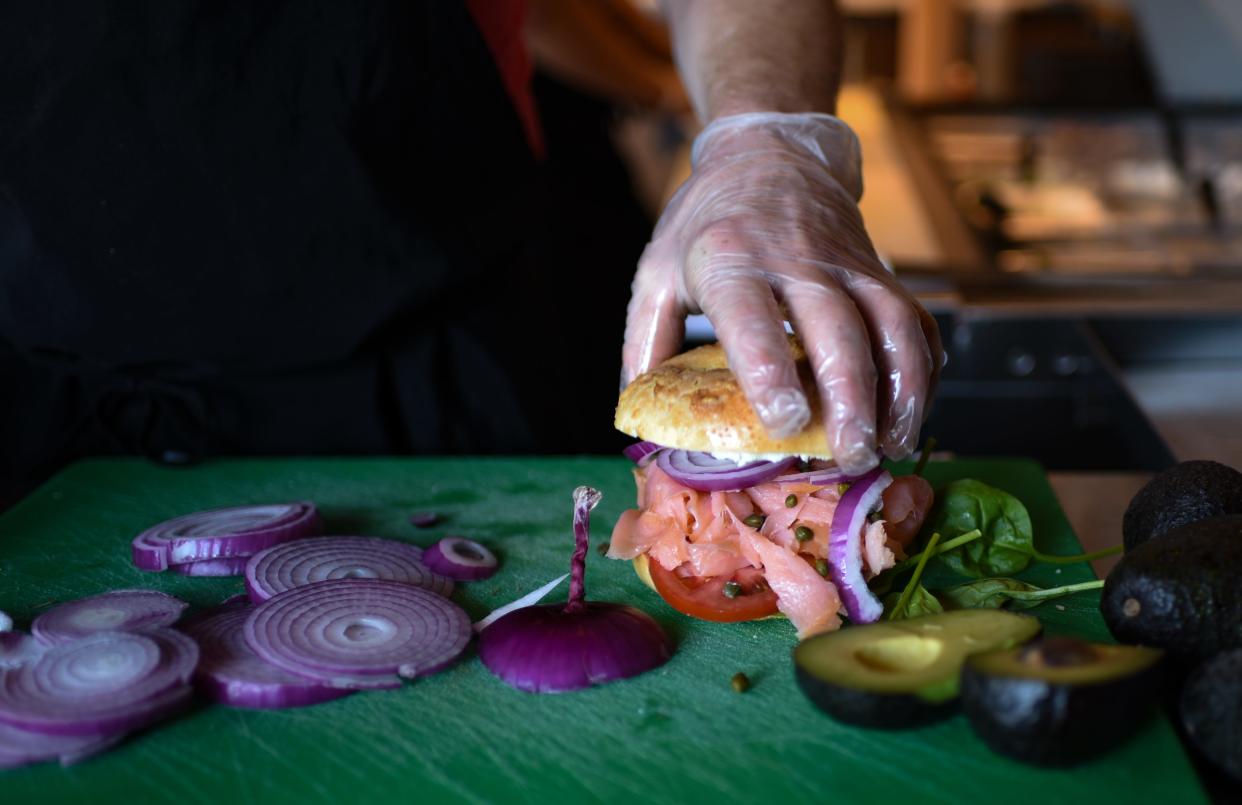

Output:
xmin=935 ymin=577 xmax=1105 ymax=611
xmin=888 ymin=532 xmax=941 ymax=621
xmin=929 ymin=479 xmax=1122 ymax=577
xmin=883 ymin=583 xmax=944 ymax=619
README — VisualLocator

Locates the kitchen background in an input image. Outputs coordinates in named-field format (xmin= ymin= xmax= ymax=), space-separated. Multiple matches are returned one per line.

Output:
xmin=529 ymin=0 xmax=1242 ymax=574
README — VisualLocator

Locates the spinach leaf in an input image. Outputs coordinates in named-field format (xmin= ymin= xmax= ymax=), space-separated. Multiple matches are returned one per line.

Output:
xmin=883 ymin=584 xmax=944 ymax=619
xmin=935 ymin=577 xmax=1104 ymax=611
xmin=928 ymin=479 xmax=1033 ymax=578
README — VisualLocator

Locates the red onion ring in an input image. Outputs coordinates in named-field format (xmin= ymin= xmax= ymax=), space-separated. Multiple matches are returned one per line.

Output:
xmin=169 ymin=558 xmax=250 ymax=577
xmin=244 ymin=536 xmax=453 ymax=603
xmin=622 ymin=441 xmax=663 ymax=466
xmin=0 ymin=720 xmax=123 ymax=769
xmin=33 ymin=590 xmax=188 ymax=645
xmin=828 ymin=468 xmax=893 ymax=624
xmin=0 ymin=629 xmax=198 ymax=736
xmin=132 ymin=501 xmax=322 ymax=572
xmin=656 ymin=450 xmax=801 ymax=491
xmin=0 ymin=632 xmax=44 ymax=670
xmin=243 ymin=578 xmax=471 ymax=689
xmin=184 ymin=601 xmax=352 ymax=708
xmin=423 ymin=537 xmax=498 ymax=581
xmin=478 ymin=486 xmax=672 ymax=693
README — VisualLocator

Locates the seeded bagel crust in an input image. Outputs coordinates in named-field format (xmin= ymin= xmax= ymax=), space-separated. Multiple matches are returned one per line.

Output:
xmin=615 ymin=340 xmax=832 ymax=458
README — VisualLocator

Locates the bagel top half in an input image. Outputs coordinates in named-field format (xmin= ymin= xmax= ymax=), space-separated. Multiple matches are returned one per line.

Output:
xmin=615 ymin=339 xmax=832 ymax=459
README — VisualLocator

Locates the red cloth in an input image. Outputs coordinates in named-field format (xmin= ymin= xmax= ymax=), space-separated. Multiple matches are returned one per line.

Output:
xmin=465 ymin=0 xmax=545 ymax=160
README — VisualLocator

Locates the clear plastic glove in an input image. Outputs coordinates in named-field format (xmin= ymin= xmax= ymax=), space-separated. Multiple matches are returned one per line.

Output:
xmin=622 ymin=112 xmax=942 ymax=474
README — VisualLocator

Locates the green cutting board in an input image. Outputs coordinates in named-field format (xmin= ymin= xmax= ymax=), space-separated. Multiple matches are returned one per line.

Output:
xmin=0 ymin=457 xmax=1205 ymax=804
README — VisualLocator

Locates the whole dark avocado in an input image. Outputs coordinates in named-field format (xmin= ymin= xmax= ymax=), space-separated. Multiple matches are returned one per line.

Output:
xmin=1101 ymin=514 xmax=1242 ymax=662
xmin=1180 ymin=649 xmax=1242 ymax=783
xmin=1122 ymin=460 xmax=1242 ymax=551
xmin=961 ymin=637 xmax=1165 ymax=766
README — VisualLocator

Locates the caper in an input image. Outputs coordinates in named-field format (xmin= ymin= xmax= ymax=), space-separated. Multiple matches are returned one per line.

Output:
xmin=722 ymin=581 xmax=742 ymax=599
xmin=815 ymin=558 xmax=829 ymax=577
xmin=731 ymin=672 xmax=751 ymax=693
xmin=784 ymin=494 xmax=798 ymax=508
xmin=838 ymin=483 xmax=851 ymax=494
xmin=795 ymin=525 xmax=814 ymax=542
xmin=743 ymin=513 xmax=765 ymax=529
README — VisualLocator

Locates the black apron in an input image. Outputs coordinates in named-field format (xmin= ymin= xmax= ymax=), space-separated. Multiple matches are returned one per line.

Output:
xmin=0 ymin=1 xmax=637 ymax=495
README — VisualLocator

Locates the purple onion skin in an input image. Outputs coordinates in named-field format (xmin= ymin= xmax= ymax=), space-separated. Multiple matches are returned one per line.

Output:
xmin=478 ymin=602 xmax=672 ymax=693
xmin=169 ymin=558 xmax=250 ymax=577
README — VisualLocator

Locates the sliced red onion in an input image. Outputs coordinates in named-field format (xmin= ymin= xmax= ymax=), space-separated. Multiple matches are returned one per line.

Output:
xmin=184 ymin=601 xmax=352 ymax=708
xmin=0 ymin=611 xmax=11 ymax=632
xmin=474 ymin=574 xmax=568 ymax=633
xmin=828 ymin=468 xmax=894 ymax=624
xmin=0 ymin=720 xmax=123 ymax=769
xmin=243 ymin=578 xmax=471 ymax=690
xmin=622 ymin=441 xmax=663 ymax=466
xmin=132 ymin=501 xmax=322 ymax=571
xmin=655 ymin=450 xmax=801 ymax=491
xmin=32 ymin=590 xmax=187 ymax=645
xmin=408 ymin=511 xmax=441 ymax=528
xmin=0 ymin=628 xmax=199 ymax=736
xmin=244 ymin=536 xmax=453 ymax=603
xmin=0 ymin=632 xmax=44 ymax=670
xmin=478 ymin=486 xmax=672 ymax=693
xmin=169 ymin=558 xmax=250 ymax=577
xmin=423 ymin=537 xmax=498 ymax=581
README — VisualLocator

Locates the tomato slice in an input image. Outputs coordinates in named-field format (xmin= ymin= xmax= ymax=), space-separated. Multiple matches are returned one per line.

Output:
xmin=647 ymin=561 xmax=780 ymax=622
xmin=881 ymin=475 xmax=934 ymax=548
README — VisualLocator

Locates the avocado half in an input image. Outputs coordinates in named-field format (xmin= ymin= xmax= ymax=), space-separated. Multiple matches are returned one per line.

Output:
xmin=1101 ymin=514 xmax=1242 ymax=662
xmin=1122 ymin=460 xmax=1242 ymax=551
xmin=961 ymin=637 xmax=1165 ymax=766
xmin=793 ymin=609 xmax=1042 ymax=729
xmin=1180 ymin=648 xmax=1242 ymax=784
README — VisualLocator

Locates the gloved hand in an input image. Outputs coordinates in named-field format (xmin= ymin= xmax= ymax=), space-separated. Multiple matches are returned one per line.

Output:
xmin=622 ymin=112 xmax=942 ymax=474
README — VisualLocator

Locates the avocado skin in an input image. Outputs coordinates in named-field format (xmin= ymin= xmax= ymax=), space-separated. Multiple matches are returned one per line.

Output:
xmin=961 ymin=656 xmax=1165 ymax=766
xmin=1101 ymin=515 xmax=1242 ymax=663
xmin=1122 ymin=460 xmax=1242 ymax=552
xmin=794 ymin=664 xmax=958 ymax=729
xmin=1180 ymin=649 xmax=1242 ymax=783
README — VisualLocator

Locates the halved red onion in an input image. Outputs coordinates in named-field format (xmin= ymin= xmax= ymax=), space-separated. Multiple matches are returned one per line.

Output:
xmin=244 ymin=536 xmax=453 ymax=603
xmin=0 ymin=721 xmax=122 ymax=769
xmin=132 ymin=501 xmax=322 ymax=571
xmin=0 ymin=611 xmax=11 ymax=632
xmin=828 ymin=468 xmax=894 ymax=624
xmin=32 ymin=590 xmax=187 ymax=645
xmin=423 ymin=537 xmax=498 ymax=581
xmin=408 ymin=511 xmax=440 ymax=528
xmin=655 ymin=450 xmax=800 ymax=491
xmin=0 ymin=629 xmax=198 ymax=736
xmin=184 ymin=600 xmax=352 ymax=708
xmin=169 ymin=558 xmax=250 ymax=577
xmin=243 ymin=578 xmax=471 ymax=689
xmin=0 ymin=632 xmax=43 ymax=670
xmin=622 ymin=441 xmax=663 ymax=466
xmin=478 ymin=487 xmax=672 ymax=693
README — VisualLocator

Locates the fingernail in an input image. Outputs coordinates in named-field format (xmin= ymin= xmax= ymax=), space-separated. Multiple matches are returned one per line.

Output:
xmin=756 ymin=388 xmax=811 ymax=439
xmin=836 ymin=419 xmax=880 ymax=474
